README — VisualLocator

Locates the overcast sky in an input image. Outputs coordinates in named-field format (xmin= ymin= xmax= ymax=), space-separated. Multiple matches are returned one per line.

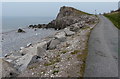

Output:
xmin=2 ymin=2 xmax=118 ymax=17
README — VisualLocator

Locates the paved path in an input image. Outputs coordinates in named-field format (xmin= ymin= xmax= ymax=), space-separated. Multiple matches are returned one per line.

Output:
xmin=84 ymin=15 xmax=118 ymax=77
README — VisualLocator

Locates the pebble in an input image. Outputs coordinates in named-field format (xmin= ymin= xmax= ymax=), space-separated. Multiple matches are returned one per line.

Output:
xmin=20 ymin=47 xmax=24 ymax=50
xmin=4 ymin=54 xmax=8 ymax=57
xmin=41 ymin=72 xmax=44 ymax=74
xmin=35 ymin=33 xmax=38 ymax=35
xmin=32 ymin=72 xmax=34 ymax=75
xmin=6 ymin=59 xmax=12 ymax=62
xmin=27 ymin=43 xmax=32 ymax=47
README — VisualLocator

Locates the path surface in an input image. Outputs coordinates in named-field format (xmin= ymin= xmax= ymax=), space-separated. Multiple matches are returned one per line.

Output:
xmin=84 ymin=15 xmax=118 ymax=77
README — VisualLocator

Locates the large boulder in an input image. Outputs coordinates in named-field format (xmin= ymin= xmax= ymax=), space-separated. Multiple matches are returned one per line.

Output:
xmin=55 ymin=31 xmax=66 ymax=42
xmin=12 ymin=45 xmax=47 ymax=71
xmin=27 ymin=55 xmax=41 ymax=66
xmin=12 ymin=47 xmax=37 ymax=71
xmin=37 ymin=46 xmax=46 ymax=57
xmin=70 ymin=23 xmax=83 ymax=32
xmin=64 ymin=28 xmax=75 ymax=36
xmin=1 ymin=59 xmax=19 ymax=77
xmin=47 ymin=39 xmax=60 ymax=50
xmin=55 ymin=31 xmax=66 ymax=39
xmin=36 ymin=41 xmax=48 ymax=50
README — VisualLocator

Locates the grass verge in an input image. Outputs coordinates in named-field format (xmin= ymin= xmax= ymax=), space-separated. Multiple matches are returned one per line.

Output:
xmin=104 ymin=12 xmax=120 ymax=29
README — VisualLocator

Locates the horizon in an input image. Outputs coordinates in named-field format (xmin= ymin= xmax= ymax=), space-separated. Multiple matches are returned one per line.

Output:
xmin=2 ymin=2 xmax=118 ymax=17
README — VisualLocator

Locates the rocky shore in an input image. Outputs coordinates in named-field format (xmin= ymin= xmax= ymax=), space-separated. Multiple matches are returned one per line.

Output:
xmin=1 ymin=6 xmax=98 ymax=78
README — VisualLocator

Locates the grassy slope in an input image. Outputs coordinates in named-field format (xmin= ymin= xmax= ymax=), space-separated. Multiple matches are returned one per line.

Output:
xmin=104 ymin=12 xmax=120 ymax=29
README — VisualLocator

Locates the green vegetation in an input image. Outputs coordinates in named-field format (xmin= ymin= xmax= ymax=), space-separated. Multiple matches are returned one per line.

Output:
xmin=75 ymin=9 xmax=92 ymax=15
xmin=60 ymin=50 xmax=68 ymax=54
xmin=104 ymin=12 xmax=120 ymax=29
xmin=52 ymin=70 xmax=59 ymax=75
xmin=71 ymin=50 xmax=81 ymax=55
xmin=28 ymin=64 xmax=38 ymax=70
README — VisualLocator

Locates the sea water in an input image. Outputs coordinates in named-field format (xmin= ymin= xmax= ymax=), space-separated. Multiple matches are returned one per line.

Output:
xmin=1 ymin=16 xmax=57 ymax=57
xmin=2 ymin=16 xmax=55 ymax=32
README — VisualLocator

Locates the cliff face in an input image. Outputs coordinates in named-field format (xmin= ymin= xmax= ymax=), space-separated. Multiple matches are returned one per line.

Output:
xmin=56 ymin=6 xmax=85 ymax=19
xmin=47 ymin=6 xmax=95 ymax=30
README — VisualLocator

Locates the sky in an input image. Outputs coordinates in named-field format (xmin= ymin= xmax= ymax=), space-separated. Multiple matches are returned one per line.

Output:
xmin=2 ymin=2 xmax=118 ymax=17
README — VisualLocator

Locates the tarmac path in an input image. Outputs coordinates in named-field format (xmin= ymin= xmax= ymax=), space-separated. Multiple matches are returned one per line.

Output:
xmin=84 ymin=15 xmax=118 ymax=77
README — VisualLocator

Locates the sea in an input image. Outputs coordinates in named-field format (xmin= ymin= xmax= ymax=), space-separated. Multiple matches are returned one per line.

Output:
xmin=1 ymin=16 xmax=58 ymax=57
xmin=2 ymin=16 xmax=55 ymax=32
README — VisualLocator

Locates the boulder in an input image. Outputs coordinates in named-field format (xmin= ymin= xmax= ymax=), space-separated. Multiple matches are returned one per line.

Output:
xmin=37 ymin=46 xmax=46 ymax=57
xmin=36 ymin=41 xmax=49 ymax=50
xmin=64 ymin=28 xmax=75 ymax=36
xmin=27 ymin=55 xmax=41 ymax=66
xmin=17 ymin=28 xmax=25 ymax=33
xmin=70 ymin=23 xmax=82 ymax=32
xmin=4 ymin=51 xmax=22 ymax=62
xmin=13 ymin=46 xmax=46 ymax=71
xmin=12 ymin=51 xmax=23 ymax=56
xmin=55 ymin=31 xmax=66 ymax=39
xmin=48 ymin=39 xmax=60 ymax=50
xmin=55 ymin=31 xmax=66 ymax=42
xmin=12 ymin=46 xmax=37 ymax=71
xmin=20 ymin=47 xmax=31 ymax=56
xmin=2 ymin=59 xmax=19 ymax=77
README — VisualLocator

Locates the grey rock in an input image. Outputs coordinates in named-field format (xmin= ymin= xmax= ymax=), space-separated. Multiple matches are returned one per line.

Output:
xmin=37 ymin=46 xmax=46 ymax=57
xmin=55 ymin=31 xmax=66 ymax=39
xmin=70 ymin=23 xmax=83 ymax=32
xmin=12 ymin=51 xmax=23 ymax=56
xmin=64 ymin=28 xmax=75 ymax=36
xmin=37 ymin=41 xmax=49 ymax=50
xmin=17 ymin=28 xmax=25 ymax=33
xmin=2 ymin=59 xmax=19 ymax=77
xmin=48 ymin=39 xmax=60 ymax=50
xmin=27 ymin=43 xmax=32 ymax=47
xmin=12 ymin=46 xmax=46 ymax=71
xmin=4 ymin=53 xmax=12 ymax=58
xmin=55 ymin=31 xmax=66 ymax=42
xmin=28 ymin=55 xmax=41 ymax=66
xmin=57 ymin=37 xmax=66 ymax=42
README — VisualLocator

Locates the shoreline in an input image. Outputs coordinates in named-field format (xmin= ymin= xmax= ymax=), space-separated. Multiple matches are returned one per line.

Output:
xmin=1 ymin=27 xmax=58 ymax=57
xmin=3 ymin=23 xmax=98 ymax=77
xmin=1 ymin=27 xmax=30 ymax=35
xmin=1 ymin=6 xmax=99 ymax=77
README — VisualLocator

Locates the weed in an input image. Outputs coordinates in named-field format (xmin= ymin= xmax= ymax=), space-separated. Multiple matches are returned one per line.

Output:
xmin=44 ymin=57 xmax=61 ymax=66
xmin=71 ymin=50 xmax=81 ymax=55
xmin=52 ymin=70 xmax=59 ymax=75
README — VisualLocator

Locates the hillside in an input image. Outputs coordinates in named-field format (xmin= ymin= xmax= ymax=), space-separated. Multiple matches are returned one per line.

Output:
xmin=47 ymin=6 xmax=94 ymax=30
